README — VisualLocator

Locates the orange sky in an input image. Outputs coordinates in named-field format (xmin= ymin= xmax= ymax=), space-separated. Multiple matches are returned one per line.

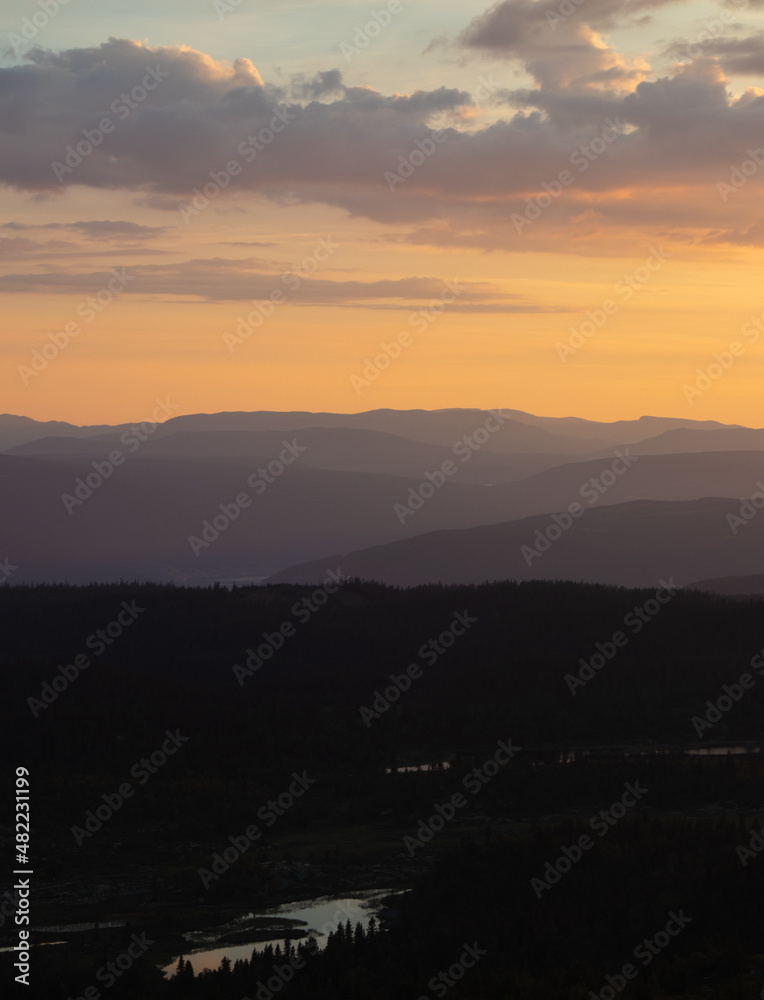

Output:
xmin=1 ymin=4 xmax=764 ymax=427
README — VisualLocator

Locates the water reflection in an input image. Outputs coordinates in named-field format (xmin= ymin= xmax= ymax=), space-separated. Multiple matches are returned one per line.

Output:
xmin=544 ymin=744 xmax=762 ymax=764
xmin=384 ymin=761 xmax=452 ymax=774
xmin=385 ymin=748 xmax=761 ymax=770
xmin=162 ymin=889 xmax=395 ymax=977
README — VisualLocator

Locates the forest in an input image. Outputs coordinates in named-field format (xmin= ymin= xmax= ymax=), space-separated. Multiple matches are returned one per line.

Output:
xmin=2 ymin=579 xmax=764 ymax=997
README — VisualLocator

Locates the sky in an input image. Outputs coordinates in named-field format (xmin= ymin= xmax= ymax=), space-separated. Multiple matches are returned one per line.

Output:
xmin=1 ymin=0 xmax=764 ymax=426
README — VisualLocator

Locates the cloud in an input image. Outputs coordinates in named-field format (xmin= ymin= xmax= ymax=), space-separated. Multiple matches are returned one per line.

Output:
xmin=0 ymin=236 xmax=73 ymax=258
xmin=455 ymin=0 xmax=655 ymax=92
xmin=0 ymin=38 xmax=468 ymax=195
xmin=666 ymin=36 xmax=764 ymax=76
xmin=2 ymin=220 xmax=170 ymax=241
xmin=0 ymin=256 xmax=553 ymax=311
xmin=2 ymin=33 xmax=764 ymax=254
xmin=289 ymin=69 xmax=345 ymax=100
xmin=700 ymin=218 xmax=764 ymax=245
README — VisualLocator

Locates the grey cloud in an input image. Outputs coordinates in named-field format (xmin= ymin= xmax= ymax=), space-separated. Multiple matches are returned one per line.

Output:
xmin=460 ymin=0 xmax=685 ymax=41
xmin=290 ymin=69 xmax=345 ymax=100
xmin=2 ymin=220 xmax=170 ymax=240
xmin=2 ymin=36 xmax=764 ymax=251
xmin=668 ymin=36 xmax=764 ymax=75
xmin=0 ymin=256 xmax=548 ymax=311
xmin=455 ymin=0 xmax=662 ymax=91
xmin=700 ymin=219 xmax=764 ymax=245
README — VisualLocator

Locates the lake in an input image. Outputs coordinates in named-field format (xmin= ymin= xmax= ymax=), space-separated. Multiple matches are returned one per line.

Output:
xmin=161 ymin=888 xmax=399 ymax=977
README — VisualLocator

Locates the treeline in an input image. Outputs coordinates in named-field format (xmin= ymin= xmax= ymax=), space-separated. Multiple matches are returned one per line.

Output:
xmin=3 ymin=579 xmax=764 ymax=833
xmin=10 ymin=813 xmax=764 ymax=998
xmin=4 ymin=580 xmax=764 ymax=997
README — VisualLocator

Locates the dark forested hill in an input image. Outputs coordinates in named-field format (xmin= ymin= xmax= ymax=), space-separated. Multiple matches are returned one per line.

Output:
xmin=3 ymin=579 xmax=764 ymax=999
xmin=4 ymin=577 xmax=764 ymax=817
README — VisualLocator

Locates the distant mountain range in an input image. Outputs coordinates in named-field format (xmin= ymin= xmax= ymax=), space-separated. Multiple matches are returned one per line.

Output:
xmin=268 ymin=498 xmax=760 ymax=589
xmin=0 ymin=408 xmax=749 ymax=454
xmin=1 ymin=408 xmax=762 ymax=585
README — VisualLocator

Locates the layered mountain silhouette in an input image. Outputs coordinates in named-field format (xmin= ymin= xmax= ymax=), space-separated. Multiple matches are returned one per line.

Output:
xmin=1 ymin=408 xmax=755 ymax=454
xmin=6 ymin=427 xmax=572 ymax=484
xmin=1 ymin=408 xmax=762 ymax=584
xmin=268 ymin=498 xmax=759 ymax=589
xmin=620 ymin=426 xmax=764 ymax=455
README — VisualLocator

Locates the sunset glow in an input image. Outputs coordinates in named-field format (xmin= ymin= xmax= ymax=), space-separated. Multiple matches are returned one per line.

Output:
xmin=0 ymin=0 xmax=762 ymax=424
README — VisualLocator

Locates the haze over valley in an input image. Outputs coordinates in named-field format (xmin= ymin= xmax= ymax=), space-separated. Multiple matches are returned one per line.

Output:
xmin=3 ymin=407 xmax=763 ymax=590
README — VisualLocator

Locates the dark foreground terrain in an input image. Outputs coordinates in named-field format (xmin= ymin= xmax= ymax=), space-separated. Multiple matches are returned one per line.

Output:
xmin=2 ymin=580 xmax=764 ymax=998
